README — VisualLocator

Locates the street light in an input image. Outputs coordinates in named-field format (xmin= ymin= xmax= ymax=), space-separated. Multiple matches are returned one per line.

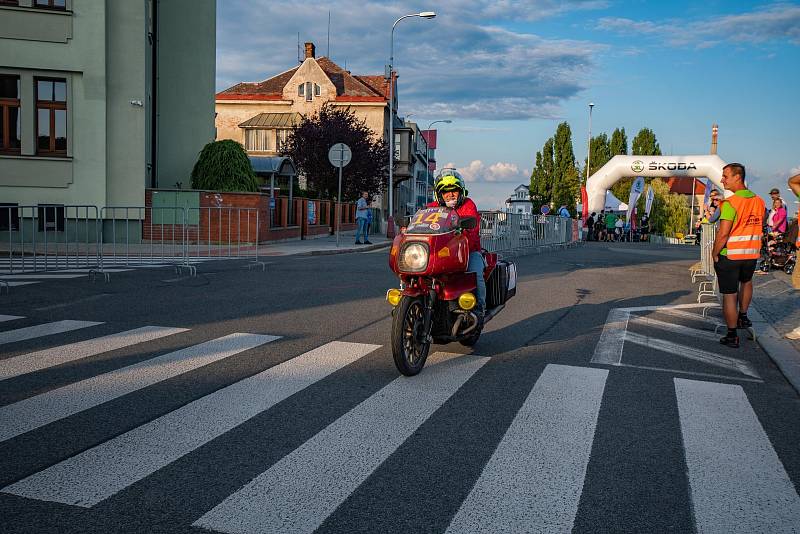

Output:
xmin=586 ymin=102 xmax=594 ymax=184
xmin=425 ymin=119 xmax=452 ymax=205
xmin=387 ymin=11 xmax=436 ymax=237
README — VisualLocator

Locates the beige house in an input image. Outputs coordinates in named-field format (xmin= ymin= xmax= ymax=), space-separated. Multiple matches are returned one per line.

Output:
xmin=0 ymin=0 xmax=216 ymax=211
xmin=216 ymin=42 xmax=405 ymax=222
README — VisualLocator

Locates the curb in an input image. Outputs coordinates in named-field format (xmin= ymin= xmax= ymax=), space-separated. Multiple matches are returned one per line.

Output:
xmin=307 ymin=242 xmax=391 ymax=256
xmin=749 ymin=306 xmax=800 ymax=395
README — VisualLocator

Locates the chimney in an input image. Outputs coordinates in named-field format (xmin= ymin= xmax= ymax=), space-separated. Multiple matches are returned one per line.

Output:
xmin=711 ymin=123 xmax=718 ymax=154
xmin=304 ymin=42 xmax=316 ymax=59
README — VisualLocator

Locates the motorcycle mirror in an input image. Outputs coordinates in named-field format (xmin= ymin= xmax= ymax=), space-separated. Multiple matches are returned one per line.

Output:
xmin=460 ymin=217 xmax=477 ymax=230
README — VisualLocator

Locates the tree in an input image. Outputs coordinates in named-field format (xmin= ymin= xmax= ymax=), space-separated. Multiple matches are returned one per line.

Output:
xmin=552 ymin=121 xmax=579 ymax=213
xmin=631 ymin=127 xmax=662 ymax=156
xmin=614 ymin=127 xmax=661 ymax=203
xmin=583 ymin=133 xmax=610 ymax=182
xmin=609 ymin=127 xmax=628 ymax=157
xmin=636 ymin=178 xmax=690 ymax=236
xmin=529 ymin=137 xmax=555 ymax=207
xmin=282 ymin=104 xmax=388 ymax=200
xmin=190 ymin=140 xmax=258 ymax=192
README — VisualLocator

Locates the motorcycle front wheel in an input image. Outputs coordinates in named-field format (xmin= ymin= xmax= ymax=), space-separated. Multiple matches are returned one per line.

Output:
xmin=391 ymin=296 xmax=430 ymax=376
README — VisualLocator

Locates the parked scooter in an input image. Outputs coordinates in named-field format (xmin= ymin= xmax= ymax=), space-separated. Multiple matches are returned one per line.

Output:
xmin=387 ymin=207 xmax=516 ymax=376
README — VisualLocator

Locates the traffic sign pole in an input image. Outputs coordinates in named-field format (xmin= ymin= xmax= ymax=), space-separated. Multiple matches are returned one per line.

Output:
xmin=328 ymin=143 xmax=352 ymax=247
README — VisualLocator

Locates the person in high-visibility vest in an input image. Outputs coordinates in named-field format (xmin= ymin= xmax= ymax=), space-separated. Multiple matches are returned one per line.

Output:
xmin=712 ymin=163 xmax=766 ymax=348
xmin=786 ymin=172 xmax=800 ymax=340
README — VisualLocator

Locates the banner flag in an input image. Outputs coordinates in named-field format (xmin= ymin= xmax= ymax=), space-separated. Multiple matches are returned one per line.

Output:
xmin=626 ymin=177 xmax=645 ymax=222
xmin=702 ymin=178 xmax=712 ymax=211
xmin=645 ymin=186 xmax=655 ymax=216
xmin=580 ymin=186 xmax=588 ymax=221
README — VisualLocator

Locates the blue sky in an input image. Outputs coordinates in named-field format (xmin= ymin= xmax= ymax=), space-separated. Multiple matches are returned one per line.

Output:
xmin=217 ymin=1 xmax=800 ymax=209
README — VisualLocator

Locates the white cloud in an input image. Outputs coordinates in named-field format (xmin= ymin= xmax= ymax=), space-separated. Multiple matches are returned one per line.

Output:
xmin=444 ymin=160 xmax=530 ymax=183
xmin=597 ymin=4 xmax=800 ymax=47
xmin=217 ymin=1 xmax=606 ymax=120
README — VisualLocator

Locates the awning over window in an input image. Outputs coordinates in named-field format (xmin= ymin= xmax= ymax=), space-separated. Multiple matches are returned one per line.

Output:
xmin=249 ymin=156 xmax=296 ymax=176
xmin=239 ymin=112 xmax=301 ymax=128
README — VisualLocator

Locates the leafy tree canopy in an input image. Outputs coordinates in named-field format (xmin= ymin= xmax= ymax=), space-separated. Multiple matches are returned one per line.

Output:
xmin=632 ymin=127 xmax=662 ymax=156
xmin=636 ymin=178 xmax=689 ymax=236
xmin=191 ymin=140 xmax=258 ymax=192
xmin=282 ymin=104 xmax=388 ymax=201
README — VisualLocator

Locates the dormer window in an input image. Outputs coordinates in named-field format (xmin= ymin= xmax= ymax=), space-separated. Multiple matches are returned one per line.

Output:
xmin=298 ymin=84 xmax=304 ymax=97
xmin=314 ymin=84 xmax=320 ymax=97
xmin=298 ymin=82 xmax=321 ymax=101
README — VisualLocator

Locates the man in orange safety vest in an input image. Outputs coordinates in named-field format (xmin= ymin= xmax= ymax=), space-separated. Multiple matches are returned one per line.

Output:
xmin=712 ymin=163 xmax=766 ymax=348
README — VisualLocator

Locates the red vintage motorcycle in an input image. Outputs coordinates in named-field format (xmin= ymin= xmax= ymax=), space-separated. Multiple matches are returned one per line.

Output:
xmin=387 ymin=207 xmax=517 ymax=376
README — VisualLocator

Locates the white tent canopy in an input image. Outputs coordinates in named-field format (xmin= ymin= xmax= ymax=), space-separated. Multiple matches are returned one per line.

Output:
xmin=604 ymin=190 xmax=627 ymax=212
xmin=586 ymin=154 xmax=727 ymax=214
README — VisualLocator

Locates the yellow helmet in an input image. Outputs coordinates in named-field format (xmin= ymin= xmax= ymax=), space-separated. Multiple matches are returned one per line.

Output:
xmin=433 ymin=168 xmax=468 ymax=206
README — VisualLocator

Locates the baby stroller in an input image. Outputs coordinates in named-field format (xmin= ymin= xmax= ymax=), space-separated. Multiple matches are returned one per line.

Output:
xmin=760 ymin=224 xmax=796 ymax=275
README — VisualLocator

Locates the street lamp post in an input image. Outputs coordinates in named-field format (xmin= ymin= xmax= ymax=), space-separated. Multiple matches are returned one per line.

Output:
xmin=387 ymin=11 xmax=436 ymax=237
xmin=425 ymin=119 xmax=452 ymax=205
xmin=586 ymin=102 xmax=594 ymax=185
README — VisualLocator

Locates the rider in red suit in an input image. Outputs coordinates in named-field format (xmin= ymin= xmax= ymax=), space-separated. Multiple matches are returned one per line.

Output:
xmin=428 ymin=169 xmax=485 ymax=314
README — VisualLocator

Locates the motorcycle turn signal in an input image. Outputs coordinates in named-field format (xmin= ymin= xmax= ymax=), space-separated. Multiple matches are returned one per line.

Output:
xmin=386 ymin=289 xmax=402 ymax=307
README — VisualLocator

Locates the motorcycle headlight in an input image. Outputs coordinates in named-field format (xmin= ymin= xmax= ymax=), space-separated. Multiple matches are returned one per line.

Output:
xmin=399 ymin=242 xmax=429 ymax=272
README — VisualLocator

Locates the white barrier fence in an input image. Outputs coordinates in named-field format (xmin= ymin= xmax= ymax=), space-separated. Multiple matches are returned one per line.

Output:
xmin=479 ymin=212 xmax=579 ymax=255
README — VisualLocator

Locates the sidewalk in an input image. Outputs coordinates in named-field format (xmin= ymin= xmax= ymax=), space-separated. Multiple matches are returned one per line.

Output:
xmin=257 ymin=231 xmax=391 ymax=256
xmin=750 ymin=269 xmax=800 ymax=393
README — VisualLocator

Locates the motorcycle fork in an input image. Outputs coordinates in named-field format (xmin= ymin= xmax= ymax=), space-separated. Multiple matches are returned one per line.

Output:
xmin=421 ymin=289 xmax=436 ymax=343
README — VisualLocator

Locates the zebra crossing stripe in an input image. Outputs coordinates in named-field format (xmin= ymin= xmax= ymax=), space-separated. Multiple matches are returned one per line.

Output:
xmin=0 ymin=315 xmax=24 ymax=323
xmin=675 ymin=379 xmax=800 ymax=533
xmin=194 ymin=352 xmax=489 ymax=534
xmin=0 ymin=274 xmax=87 ymax=279
xmin=0 ymin=320 xmax=102 ymax=346
xmin=0 ymin=333 xmax=279 ymax=443
xmin=0 ymin=326 xmax=189 ymax=382
xmin=446 ymin=364 xmax=608 ymax=534
xmin=2 ymin=341 xmax=379 ymax=507
xmin=4 ymin=281 xmax=40 ymax=287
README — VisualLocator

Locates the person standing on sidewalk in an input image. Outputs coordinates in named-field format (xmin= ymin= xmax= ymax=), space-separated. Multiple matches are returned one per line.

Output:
xmin=786 ymin=172 xmax=800 ymax=339
xmin=712 ymin=163 xmax=766 ymax=348
xmin=355 ymin=191 xmax=372 ymax=245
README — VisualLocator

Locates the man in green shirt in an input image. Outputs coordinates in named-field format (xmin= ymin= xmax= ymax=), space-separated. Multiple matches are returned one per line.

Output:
xmin=712 ymin=163 xmax=765 ymax=348
xmin=604 ymin=212 xmax=617 ymax=242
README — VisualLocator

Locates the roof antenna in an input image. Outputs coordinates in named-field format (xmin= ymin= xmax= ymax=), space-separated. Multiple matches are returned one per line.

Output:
xmin=327 ymin=11 xmax=331 ymax=58
xmin=297 ymin=32 xmax=301 ymax=64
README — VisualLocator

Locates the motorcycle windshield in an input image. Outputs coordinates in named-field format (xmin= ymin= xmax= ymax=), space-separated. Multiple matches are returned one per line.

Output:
xmin=405 ymin=207 xmax=459 ymax=234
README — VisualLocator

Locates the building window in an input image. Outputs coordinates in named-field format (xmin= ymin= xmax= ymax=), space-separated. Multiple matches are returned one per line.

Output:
xmin=36 ymin=78 xmax=67 ymax=156
xmin=276 ymin=129 xmax=291 ymax=152
xmin=298 ymin=84 xmax=304 ymax=97
xmin=244 ymin=129 xmax=269 ymax=151
xmin=305 ymin=82 xmax=312 ymax=102
xmin=34 ymin=0 xmax=66 ymax=9
xmin=314 ymin=83 xmax=320 ymax=97
xmin=0 ymin=75 xmax=21 ymax=154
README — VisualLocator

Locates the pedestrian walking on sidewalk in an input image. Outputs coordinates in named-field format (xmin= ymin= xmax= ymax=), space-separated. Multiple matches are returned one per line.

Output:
xmin=355 ymin=191 xmax=371 ymax=245
xmin=712 ymin=163 xmax=766 ymax=348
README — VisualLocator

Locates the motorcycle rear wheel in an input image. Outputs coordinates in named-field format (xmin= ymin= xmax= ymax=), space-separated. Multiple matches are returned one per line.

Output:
xmin=391 ymin=296 xmax=430 ymax=376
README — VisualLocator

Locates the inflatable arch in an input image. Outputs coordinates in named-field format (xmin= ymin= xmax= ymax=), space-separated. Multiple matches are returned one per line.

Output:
xmin=585 ymin=155 xmax=727 ymax=215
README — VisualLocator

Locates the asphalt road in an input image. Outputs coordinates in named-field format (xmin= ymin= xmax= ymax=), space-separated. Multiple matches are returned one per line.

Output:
xmin=1 ymin=242 xmax=799 ymax=533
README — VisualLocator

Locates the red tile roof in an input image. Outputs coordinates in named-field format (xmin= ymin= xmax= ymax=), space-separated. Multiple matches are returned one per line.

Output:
xmin=216 ymin=57 xmax=389 ymax=102
xmin=665 ymin=177 xmax=708 ymax=195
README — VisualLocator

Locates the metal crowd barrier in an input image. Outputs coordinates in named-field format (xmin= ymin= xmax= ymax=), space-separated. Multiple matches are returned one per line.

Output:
xmin=694 ymin=223 xmax=718 ymax=302
xmin=1 ymin=205 xmax=100 ymax=279
xmin=479 ymin=212 xmax=577 ymax=255
xmin=185 ymin=207 xmax=265 ymax=272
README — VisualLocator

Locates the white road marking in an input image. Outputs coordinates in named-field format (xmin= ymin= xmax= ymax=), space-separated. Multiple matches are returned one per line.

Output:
xmin=625 ymin=332 xmax=759 ymax=378
xmin=0 ymin=315 xmax=24 ymax=323
xmin=52 ymin=269 xmax=132 ymax=273
xmin=4 ymin=281 xmax=39 ymax=287
xmin=194 ymin=352 xmax=488 ymax=534
xmin=616 ymin=363 xmax=762 ymax=383
xmin=675 ymin=379 xmax=800 ymax=533
xmin=619 ymin=303 xmax=719 ymax=312
xmin=646 ymin=307 xmax=723 ymax=327
xmin=2 ymin=342 xmax=378 ymax=507
xmin=445 ymin=364 xmax=608 ymax=534
xmin=590 ymin=308 xmax=629 ymax=365
xmin=0 ymin=320 xmax=102 ymax=346
xmin=0 ymin=274 xmax=87 ymax=279
xmin=0 ymin=326 xmax=188 ymax=381
xmin=0 ymin=333 xmax=278 ymax=442
xmin=628 ymin=315 xmax=721 ymax=342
